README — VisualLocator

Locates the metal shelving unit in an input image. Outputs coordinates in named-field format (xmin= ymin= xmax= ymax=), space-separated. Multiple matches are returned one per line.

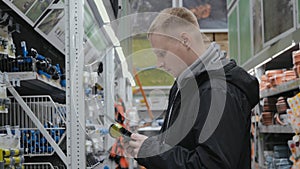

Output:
xmin=64 ymin=0 xmax=86 ymax=167
xmin=0 ymin=95 xmax=66 ymax=156
xmin=254 ymin=46 xmax=300 ymax=168
xmin=227 ymin=0 xmax=300 ymax=168
xmin=258 ymin=125 xmax=294 ymax=134
xmin=3 ymin=77 xmax=67 ymax=165
xmin=24 ymin=162 xmax=55 ymax=169
xmin=65 ymin=0 xmax=134 ymax=168
xmin=260 ymin=79 xmax=300 ymax=98
xmin=0 ymin=0 xmax=134 ymax=169
xmin=7 ymin=72 xmax=65 ymax=91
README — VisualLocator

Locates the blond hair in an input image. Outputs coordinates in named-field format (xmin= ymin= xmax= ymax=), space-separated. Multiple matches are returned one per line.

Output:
xmin=148 ymin=7 xmax=202 ymax=41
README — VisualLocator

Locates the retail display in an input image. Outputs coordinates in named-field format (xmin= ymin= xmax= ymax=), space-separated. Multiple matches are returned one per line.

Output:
xmin=284 ymin=93 xmax=300 ymax=168
xmin=261 ymin=112 xmax=273 ymax=126
xmin=0 ymin=12 xmax=66 ymax=164
xmin=254 ymin=48 xmax=300 ymax=168
xmin=227 ymin=0 xmax=300 ymax=168
xmin=0 ymin=2 xmax=67 ymax=168
xmin=260 ymin=69 xmax=297 ymax=91
xmin=293 ymin=51 xmax=300 ymax=77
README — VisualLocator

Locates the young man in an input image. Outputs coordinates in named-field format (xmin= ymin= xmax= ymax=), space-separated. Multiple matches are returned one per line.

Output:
xmin=124 ymin=7 xmax=259 ymax=169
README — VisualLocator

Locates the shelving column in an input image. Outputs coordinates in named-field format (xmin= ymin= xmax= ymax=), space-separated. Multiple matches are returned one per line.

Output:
xmin=103 ymin=48 xmax=115 ymax=168
xmin=65 ymin=0 xmax=86 ymax=168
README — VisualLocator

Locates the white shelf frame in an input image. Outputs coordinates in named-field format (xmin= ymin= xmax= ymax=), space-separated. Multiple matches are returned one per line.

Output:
xmin=65 ymin=0 xmax=86 ymax=168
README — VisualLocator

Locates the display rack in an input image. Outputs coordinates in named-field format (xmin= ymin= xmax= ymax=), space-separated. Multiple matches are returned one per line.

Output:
xmin=227 ymin=0 xmax=300 ymax=168
xmin=258 ymin=125 xmax=294 ymax=134
xmin=254 ymin=44 xmax=300 ymax=168
xmin=260 ymin=79 xmax=300 ymax=98
xmin=23 ymin=162 xmax=55 ymax=169
xmin=7 ymin=72 xmax=65 ymax=91
xmin=0 ymin=0 xmax=134 ymax=169
xmin=4 ymin=78 xmax=67 ymax=165
xmin=65 ymin=0 xmax=134 ymax=168
xmin=0 ymin=95 xmax=66 ymax=156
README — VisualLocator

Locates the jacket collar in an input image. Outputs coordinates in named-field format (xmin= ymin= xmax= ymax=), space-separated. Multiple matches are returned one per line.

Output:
xmin=176 ymin=42 xmax=228 ymax=88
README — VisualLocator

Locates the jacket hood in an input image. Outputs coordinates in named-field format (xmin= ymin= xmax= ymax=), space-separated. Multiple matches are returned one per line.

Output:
xmin=177 ymin=42 xmax=259 ymax=108
xmin=224 ymin=60 xmax=259 ymax=108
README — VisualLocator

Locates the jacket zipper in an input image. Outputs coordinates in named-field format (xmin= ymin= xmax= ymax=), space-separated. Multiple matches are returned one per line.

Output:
xmin=163 ymin=89 xmax=179 ymax=144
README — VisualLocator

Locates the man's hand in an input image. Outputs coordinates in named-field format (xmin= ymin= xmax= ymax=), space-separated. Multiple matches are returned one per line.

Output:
xmin=123 ymin=133 xmax=148 ymax=158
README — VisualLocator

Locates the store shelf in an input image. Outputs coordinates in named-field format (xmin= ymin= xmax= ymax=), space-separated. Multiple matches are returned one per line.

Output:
xmin=6 ymin=71 xmax=35 ymax=80
xmin=7 ymin=72 xmax=65 ymax=91
xmin=260 ymin=79 xmax=300 ymax=98
xmin=259 ymin=125 xmax=294 ymax=134
xmin=6 ymin=72 xmax=65 ymax=103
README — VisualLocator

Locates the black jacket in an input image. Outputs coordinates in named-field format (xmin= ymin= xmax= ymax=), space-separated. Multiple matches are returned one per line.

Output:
xmin=136 ymin=43 xmax=259 ymax=169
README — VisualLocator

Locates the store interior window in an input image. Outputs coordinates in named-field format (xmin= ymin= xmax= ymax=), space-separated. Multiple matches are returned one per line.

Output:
xmin=252 ymin=0 xmax=263 ymax=55
xmin=183 ymin=0 xmax=227 ymax=30
xmin=263 ymin=0 xmax=295 ymax=45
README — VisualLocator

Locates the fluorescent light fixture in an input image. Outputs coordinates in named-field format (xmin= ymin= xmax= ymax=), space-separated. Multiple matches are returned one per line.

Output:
xmin=271 ymin=42 xmax=296 ymax=59
xmin=115 ymin=47 xmax=128 ymax=78
xmin=200 ymin=29 xmax=228 ymax=33
xmin=248 ymin=68 xmax=254 ymax=75
xmin=179 ymin=0 xmax=183 ymax=7
xmin=254 ymin=58 xmax=272 ymax=69
xmin=253 ymin=42 xmax=296 ymax=69
xmin=115 ymin=47 xmax=126 ymax=63
xmin=50 ymin=2 xmax=64 ymax=9
xmin=103 ymin=25 xmax=120 ymax=46
xmin=115 ymin=47 xmax=136 ymax=86
xmin=172 ymin=0 xmax=176 ymax=7
xmin=126 ymin=72 xmax=136 ymax=86
xmin=94 ymin=0 xmax=110 ymax=24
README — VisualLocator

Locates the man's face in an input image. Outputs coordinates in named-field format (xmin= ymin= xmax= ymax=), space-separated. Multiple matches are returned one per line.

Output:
xmin=149 ymin=34 xmax=188 ymax=78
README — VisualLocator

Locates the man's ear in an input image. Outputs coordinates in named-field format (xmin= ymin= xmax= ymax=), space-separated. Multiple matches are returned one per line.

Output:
xmin=180 ymin=32 xmax=192 ymax=49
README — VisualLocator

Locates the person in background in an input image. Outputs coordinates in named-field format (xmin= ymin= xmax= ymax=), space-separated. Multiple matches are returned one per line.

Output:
xmin=124 ymin=7 xmax=259 ymax=169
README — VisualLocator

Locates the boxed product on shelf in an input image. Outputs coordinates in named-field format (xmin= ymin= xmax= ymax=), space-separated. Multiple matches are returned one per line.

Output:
xmin=260 ymin=69 xmax=298 ymax=92
xmin=261 ymin=112 xmax=273 ymax=126
xmin=286 ymin=134 xmax=300 ymax=168
xmin=286 ymin=92 xmax=300 ymax=168
xmin=261 ymin=97 xmax=291 ymax=126
xmin=287 ymin=92 xmax=300 ymax=133
xmin=263 ymin=97 xmax=277 ymax=112
xmin=264 ymin=145 xmax=292 ymax=169
xmin=260 ymin=75 xmax=271 ymax=91
xmin=261 ymin=97 xmax=276 ymax=125
xmin=293 ymin=50 xmax=300 ymax=78
xmin=284 ymin=70 xmax=297 ymax=82
xmin=287 ymin=93 xmax=300 ymax=116
xmin=276 ymin=97 xmax=289 ymax=113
